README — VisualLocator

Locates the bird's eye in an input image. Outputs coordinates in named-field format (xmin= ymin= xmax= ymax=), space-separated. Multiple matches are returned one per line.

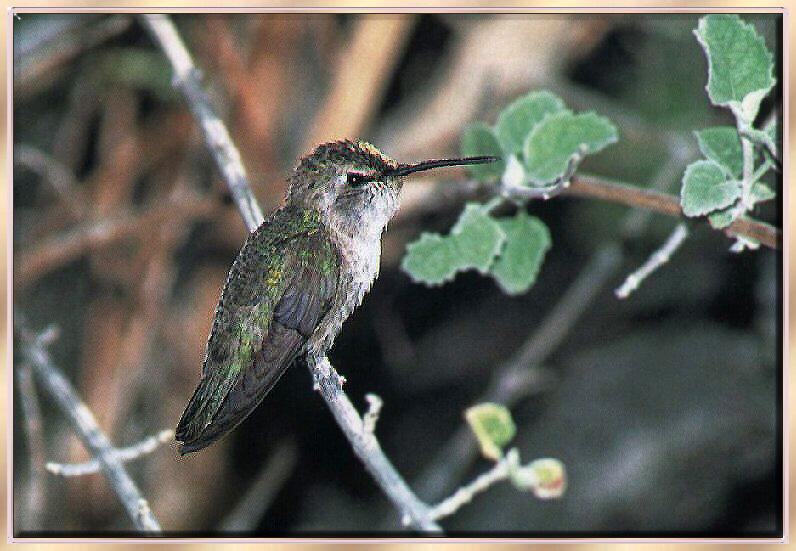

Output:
xmin=346 ymin=172 xmax=368 ymax=187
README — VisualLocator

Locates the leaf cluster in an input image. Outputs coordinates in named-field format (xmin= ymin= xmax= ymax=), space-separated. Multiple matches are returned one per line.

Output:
xmin=681 ymin=15 xmax=777 ymax=247
xmin=402 ymin=90 xmax=619 ymax=294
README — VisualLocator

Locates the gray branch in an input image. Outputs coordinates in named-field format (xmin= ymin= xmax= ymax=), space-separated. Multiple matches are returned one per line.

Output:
xmin=219 ymin=440 xmax=298 ymax=531
xmin=140 ymin=13 xmax=441 ymax=533
xmin=16 ymin=319 xmax=162 ymax=532
xmin=410 ymin=137 xmax=692 ymax=508
xmin=310 ymin=357 xmax=441 ymax=532
xmin=139 ymin=14 xmax=264 ymax=232
xmin=615 ymin=222 xmax=688 ymax=299
xmin=413 ymin=245 xmax=621 ymax=503
xmin=16 ymin=363 xmax=47 ymax=531
xmin=45 ymin=430 xmax=174 ymax=477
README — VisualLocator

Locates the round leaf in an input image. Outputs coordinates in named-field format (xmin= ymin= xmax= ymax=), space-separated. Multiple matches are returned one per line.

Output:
xmin=461 ymin=123 xmax=505 ymax=182
xmin=465 ymin=403 xmax=516 ymax=461
xmin=490 ymin=212 xmax=551 ymax=295
xmin=694 ymin=14 xmax=775 ymax=122
xmin=523 ymin=111 xmax=618 ymax=184
xmin=680 ymin=160 xmax=741 ymax=217
xmin=695 ymin=127 xmax=743 ymax=179
xmin=495 ymin=91 xmax=567 ymax=154
xmin=450 ymin=203 xmax=506 ymax=274
xmin=401 ymin=233 xmax=460 ymax=286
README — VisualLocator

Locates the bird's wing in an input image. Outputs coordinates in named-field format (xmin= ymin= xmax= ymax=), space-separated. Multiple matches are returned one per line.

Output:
xmin=176 ymin=216 xmax=339 ymax=453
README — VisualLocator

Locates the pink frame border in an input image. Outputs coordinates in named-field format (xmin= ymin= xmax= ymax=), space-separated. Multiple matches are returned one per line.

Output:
xmin=5 ymin=5 xmax=789 ymax=544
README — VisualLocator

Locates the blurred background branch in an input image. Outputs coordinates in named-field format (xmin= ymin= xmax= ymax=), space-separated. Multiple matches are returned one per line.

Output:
xmin=16 ymin=318 xmax=162 ymax=532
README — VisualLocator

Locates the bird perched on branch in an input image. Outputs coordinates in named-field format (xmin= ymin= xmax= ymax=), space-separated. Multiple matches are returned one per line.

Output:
xmin=176 ymin=139 xmax=498 ymax=453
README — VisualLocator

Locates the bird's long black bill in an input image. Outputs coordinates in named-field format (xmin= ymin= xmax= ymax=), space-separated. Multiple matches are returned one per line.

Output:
xmin=387 ymin=156 xmax=500 ymax=177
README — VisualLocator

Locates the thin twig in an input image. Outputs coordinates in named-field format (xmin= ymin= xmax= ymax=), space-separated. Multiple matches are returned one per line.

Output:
xmin=16 ymin=363 xmax=47 ymax=531
xmin=413 ymin=244 xmax=622 ymax=503
xmin=565 ymin=175 xmax=779 ymax=250
xmin=410 ymin=143 xmax=691 ymax=508
xmin=139 ymin=14 xmax=264 ymax=232
xmin=16 ymin=319 xmax=162 ymax=532
xmin=14 ymin=144 xmax=86 ymax=219
xmin=615 ymin=222 xmax=689 ymax=299
xmin=428 ymin=450 xmax=517 ymax=522
xmin=363 ymin=393 xmax=384 ymax=435
xmin=15 ymin=193 xmax=216 ymax=289
xmin=219 ymin=440 xmax=298 ymax=531
xmin=309 ymin=357 xmax=441 ymax=532
xmin=45 ymin=430 xmax=174 ymax=477
xmin=142 ymin=14 xmax=440 ymax=533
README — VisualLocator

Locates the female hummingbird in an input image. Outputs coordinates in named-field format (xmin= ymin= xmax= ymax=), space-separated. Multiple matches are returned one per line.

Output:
xmin=175 ymin=140 xmax=498 ymax=453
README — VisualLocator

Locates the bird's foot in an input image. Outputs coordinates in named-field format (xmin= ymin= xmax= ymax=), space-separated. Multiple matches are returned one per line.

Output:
xmin=310 ymin=356 xmax=346 ymax=397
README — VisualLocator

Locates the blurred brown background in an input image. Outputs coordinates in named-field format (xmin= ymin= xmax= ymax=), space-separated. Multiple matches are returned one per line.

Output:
xmin=2 ymin=3 xmax=788 ymax=544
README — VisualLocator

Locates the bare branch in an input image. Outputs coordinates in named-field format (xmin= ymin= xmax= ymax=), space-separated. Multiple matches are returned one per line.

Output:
xmin=219 ymin=440 xmax=298 ymax=531
xmin=565 ymin=175 xmax=779 ymax=250
xmin=142 ymin=14 xmax=440 ymax=533
xmin=413 ymin=244 xmax=621 ymax=503
xmin=15 ymin=192 xmax=216 ymax=289
xmin=15 ymin=363 xmax=47 ymax=531
xmin=428 ymin=449 xmax=518 ymax=522
xmin=16 ymin=319 xmax=162 ymax=532
xmin=139 ymin=14 xmax=265 ymax=232
xmin=615 ymin=222 xmax=689 ymax=299
xmin=309 ymin=357 xmax=442 ymax=532
xmin=46 ymin=430 xmax=174 ymax=477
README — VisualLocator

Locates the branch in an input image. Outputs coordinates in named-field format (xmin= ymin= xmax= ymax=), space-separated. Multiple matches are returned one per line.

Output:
xmin=409 ymin=141 xmax=691 ymax=509
xmin=15 ymin=192 xmax=216 ymax=289
xmin=413 ymin=245 xmax=621 ymax=503
xmin=428 ymin=449 xmax=517 ymax=522
xmin=16 ymin=319 xmax=162 ymax=532
xmin=564 ymin=175 xmax=780 ymax=250
xmin=310 ymin=357 xmax=441 ymax=531
xmin=141 ymin=14 xmax=441 ymax=533
xmin=219 ymin=440 xmax=298 ymax=531
xmin=138 ymin=14 xmax=264 ymax=232
xmin=615 ymin=222 xmax=689 ymax=299
xmin=45 ymin=430 xmax=174 ymax=477
xmin=16 ymin=363 xmax=47 ymax=530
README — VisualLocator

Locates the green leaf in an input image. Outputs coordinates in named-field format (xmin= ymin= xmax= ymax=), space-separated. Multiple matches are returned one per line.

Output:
xmin=461 ymin=123 xmax=505 ymax=182
xmin=401 ymin=203 xmax=505 ymax=286
xmin=465 ymin=403 xmax=516 ymax=461
xmin=751 ymin=182 xmax=776 ymax=204
xmin=401 ymin=233 xmax=461 ymax=286
xmin=694 ymin=14 xmax=775 ymax=122
xmin=680 ymin=160 xmax=742 ymax=217
xmin=450 ymin=204 xmax=506 ymax=273
xmin=695 ymin=127 xmax=743 ymax=178
xmin=495 ymin=91 xmax=567 ymax=155
xmin=523 ymin=111 xmax=618 ymax=184
xmin=490 ymin=212 xmax=551 ymax=295
xmin=708 ymin=208 xmax=736 ymax=229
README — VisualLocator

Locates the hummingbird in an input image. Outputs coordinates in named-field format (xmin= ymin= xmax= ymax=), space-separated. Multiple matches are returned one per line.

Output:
xmin=175 ymin=140 xmax=498 ymax=454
